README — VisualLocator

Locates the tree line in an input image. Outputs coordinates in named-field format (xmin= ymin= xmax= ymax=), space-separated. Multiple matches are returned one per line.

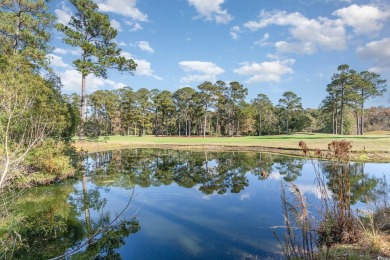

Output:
xmin=321 ymin=64 xmax=387 ymax=135
xmin=70 ymin=83 xmax=307 ymax=138
xmin=72 ymin=68 xmax=387 ymax=139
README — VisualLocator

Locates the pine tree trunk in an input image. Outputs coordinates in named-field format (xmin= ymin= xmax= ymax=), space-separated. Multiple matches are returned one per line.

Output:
xmin=203 ymin=107 xmax=207 ymax=138
xmin=356 ymin=112 xmax=359 ymax=135
xmin=360 ymin=103 xmax=364 ymax=135
xmin=286 ymin=112 xmax=289 ymax=135
xmin=335 ymin=107 xmax=338 ymax=134
xmin=259 ymin=111 xmax=262 ymax=136
xmin=236 ymin=119 xmax=240 ymax=136
xmin=332 ymin=109 xmax=335 ymax=134
xmin=340 ymin=87 xmax=345 ymax=135
xmin=79 ymin=74 xmax=87 ymax=141
xmin=155 ymin=109 xmax=159 ymax=136
xmin=188 ymin=119 xmax=191 ymax=137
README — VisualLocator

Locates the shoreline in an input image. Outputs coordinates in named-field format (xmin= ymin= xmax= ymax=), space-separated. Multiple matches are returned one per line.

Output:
xmin=73 ymin=141 xmax=390 ymax=162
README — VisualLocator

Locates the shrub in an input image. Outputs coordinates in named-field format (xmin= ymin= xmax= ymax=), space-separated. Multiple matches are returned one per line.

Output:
xmin=24 ymin=139 xmax=75 ymax=185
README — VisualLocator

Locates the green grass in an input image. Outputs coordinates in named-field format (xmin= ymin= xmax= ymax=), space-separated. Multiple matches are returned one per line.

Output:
xmin=81 ymin=133 xmax=390 ymax=152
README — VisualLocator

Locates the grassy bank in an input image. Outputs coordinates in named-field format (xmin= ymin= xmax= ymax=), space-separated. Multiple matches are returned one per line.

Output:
xmin=74 ymin=133 xmax=390 ymax=162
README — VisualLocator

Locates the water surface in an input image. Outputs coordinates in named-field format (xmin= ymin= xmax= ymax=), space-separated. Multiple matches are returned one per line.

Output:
xmin=5 ymin=149 xmax=389 ymax=259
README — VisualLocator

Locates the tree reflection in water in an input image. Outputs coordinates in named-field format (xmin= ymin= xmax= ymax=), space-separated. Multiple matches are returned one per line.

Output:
xmin=321 ymin=161 xmax=379 ymax=205
xmin=86 ymin=149 xmax=266 ymax=194
xmin=85 ymin=149 xmax=380 ymax=202
xmin=1 ymin=169 xmax=140 ymax=259
xmin=1 ymin=149 xmax=382 ymax=259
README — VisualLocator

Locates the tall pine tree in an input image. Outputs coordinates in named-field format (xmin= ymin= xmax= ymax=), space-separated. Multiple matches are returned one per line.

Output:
xmin=56 ymin=0 xmax=137 ymax=140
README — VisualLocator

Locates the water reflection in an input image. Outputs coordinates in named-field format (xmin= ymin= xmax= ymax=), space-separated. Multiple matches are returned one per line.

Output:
xmin=86 ymin=149 xmax=380 ymax=203
xmin=2 ymin=177 xmax=139 ymax=259
xmin=321 ymin=161 xmax=379 ymax=205
xmin=1 ymin=149 xmax=387 ymax=259
xmin=86 ymin=149 xmax=302 ymax=194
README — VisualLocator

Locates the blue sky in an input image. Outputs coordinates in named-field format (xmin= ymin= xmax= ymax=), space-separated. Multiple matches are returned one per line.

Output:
xmin=49 ymin=0 xmax=390 ymax=108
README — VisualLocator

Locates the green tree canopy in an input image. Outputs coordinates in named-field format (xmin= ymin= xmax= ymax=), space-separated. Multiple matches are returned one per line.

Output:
xmin=0 ymin=0 xmax=54 ymax=68
xmin=278 ymin=91 xmax=303 ymax=134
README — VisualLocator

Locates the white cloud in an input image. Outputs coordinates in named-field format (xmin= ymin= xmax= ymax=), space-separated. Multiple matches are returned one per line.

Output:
xmin=53 ymin=48 xmax=67 ymax=55
xmin=294 ymin=182 xmax=328 ymax=199
xmin=125 ymin=20 xmax=143 ymax=32
xmin=266 ymin=53 xmax=281 ymax=60
xmin=187 ymin=0 xmax=233 ymax=24
xmin=243 ymin=4 xmax=390 ymax=55
xmin=134 ymin=59 xmax=163 ymax=80
xmin=230 ymin=26 xmax=242 ymax=40
xmin=333 ymin=4 xmax=390 ymax=35
xmin=137 ymin=41 xmax=154 ymax=53
xmin=275 ymin=41 xmax=317 ymax=55
xmin=110 ymin=19 xmax=122 ymax=31
xmin=121 ymin=51 xmax=162 ymax=80
xmin=53 ymin=48 xmax=82 ymax=56
xmin=55 ymin=2 xmax=72 ymax=24
xmin=254 ymin=33 xmax=271 ymax=47
xmin=96 ymin=0 xmax=148 ymax=21
xmin=121 ymin=51 xmax=133 ymax=60
xmin=233 ymin=59 xmax=295 ymax=84
xmin=179 ymin=61 xmax=225 ymax=84
xmin=357 ymin=38 xmax=390 ymax=73
xmin=244 ymin=10 xmax=346 ymax=54
xmin=59 ymin=69 xmax=127 ymax=93
xmin=113 ymin=82 xmax=127 ymax=89
xmin=268 ymin=172 xmax=329 ymax=199
xmin=46 ymin=54 xmax=69 ymax=68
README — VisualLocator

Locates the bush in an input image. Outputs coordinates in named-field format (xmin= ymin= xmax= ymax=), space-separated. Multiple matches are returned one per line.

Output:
xmin=24 ymin=139 xmax=75 ymax=185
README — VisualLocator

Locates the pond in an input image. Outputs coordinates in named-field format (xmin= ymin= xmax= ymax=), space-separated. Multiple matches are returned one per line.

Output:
xmin=2 ymin=149 xmax=389 ymax=259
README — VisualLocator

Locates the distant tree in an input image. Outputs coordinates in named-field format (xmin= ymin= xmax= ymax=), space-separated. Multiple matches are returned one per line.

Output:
xmin=304 ymin=108 xmax=321 ymax=133
xmin=365 ymin=107 xmax=390 ymax=132
xmin=326 ymin=64 xmax=353 ymax=135
xmin=56 ymin=0 xmax=137 ymax=140
xmin=253 ymin=93 xmax=273 ymax=136
xmin=197 ymin=81 xmax=218 ymax=137
xmin=278 ymin=91 xmax=303 ymax=134
xmin=289 ymin=110 xmax=311 ymax=133
xmin=154 ymin=90 xmax=174 ymax=136
xmin=150 ymin=89 xmax=161 ymax=136
xmin=351 ymin=71 xmax=387 ymax=135
xmin=320 ymin=94 xmax=339 ymax=134
xmin=213 ymin=80 xmax=227 ymax=136
xmin=224 ymin=81 xmax=248 ymax=136
xmin=173 ymin=87 xmax=197 ymax=136
xmin=189 ymin=92 xmax=204 ymax=136
xmin=236 ymin=101 xmax=255 ymax=135
xmin=118 ymin=87 xmax=136 ymax=135
xmin=135 ymin=88 xmax=152 ymax=136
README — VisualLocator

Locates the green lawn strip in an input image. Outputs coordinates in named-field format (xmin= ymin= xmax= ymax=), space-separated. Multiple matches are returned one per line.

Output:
xmin=73 ymin=134 xmax=390 ymax=163
xmin=77 ymin=133 xmax=390 ymax=153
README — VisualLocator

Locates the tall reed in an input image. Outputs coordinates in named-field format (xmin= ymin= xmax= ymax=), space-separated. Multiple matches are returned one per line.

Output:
xmin=273 ymin=182 xmax=315 ymax=260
